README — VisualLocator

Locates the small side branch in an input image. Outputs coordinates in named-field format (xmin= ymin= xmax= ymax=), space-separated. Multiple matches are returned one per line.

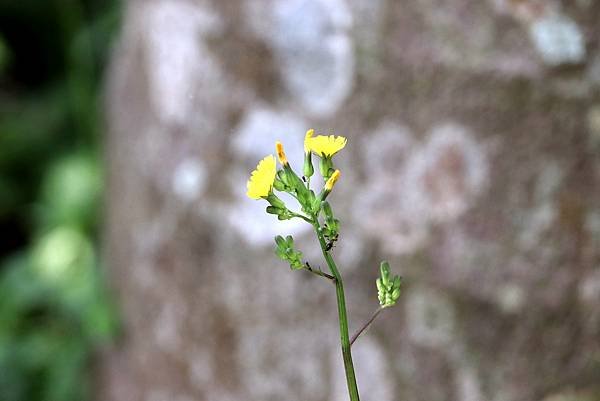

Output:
xmin=303 ymin=263 xmax=336 ymax=282
xmin=290 ymin=211 xmax=313 ymax=224
xmin=350 ymin=307 xmax=385 ymax=347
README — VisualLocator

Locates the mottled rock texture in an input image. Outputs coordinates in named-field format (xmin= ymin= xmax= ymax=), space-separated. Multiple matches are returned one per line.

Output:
xmin=99 ymin=0 xmax=600 ymax=400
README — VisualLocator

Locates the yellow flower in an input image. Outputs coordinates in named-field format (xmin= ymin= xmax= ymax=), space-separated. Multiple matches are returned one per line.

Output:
xmin=325 ymin=169 xmax=341 ymax=191
xmin=275 ymin=141 xmax=288 ymax=166
xmin=246 ymin=155 xmax=277 ymax=199
xmin=306 ymin=133 xmax=347 ymax=157
xmin=304 ymin=129 xmax=314 ymax=153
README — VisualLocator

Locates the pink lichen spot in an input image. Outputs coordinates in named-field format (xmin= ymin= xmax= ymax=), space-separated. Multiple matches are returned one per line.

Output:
xmin=153 ymin=299 xmax=187 ymax=353
xmin=355 ymin=175 xmax=429 ymax=255
xmin=406 ymin=123 xmax=488 ymax=223
xmin=455 ymin=366 xmax=484 ymax=401
xmin=355 ymin=123 xmax=427 ymax=254
xmin=355 ymin=122 xmax=488 ymax=255
xmin=361 ymin=122 xmax=414 ymax=175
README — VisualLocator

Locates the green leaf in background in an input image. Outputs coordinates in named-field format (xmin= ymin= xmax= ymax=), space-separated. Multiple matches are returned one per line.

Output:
xmin=38 ymin=153 xmax=102 ymax=230
xmin=0 ymin=1 xmax=121 ymax=400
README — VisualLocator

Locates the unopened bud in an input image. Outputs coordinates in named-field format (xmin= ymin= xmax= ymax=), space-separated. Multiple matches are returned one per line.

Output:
xmin=380 ymin=261 xmax=390 ymax=285
xmin=273 ymin=179 xmax=286 ymax=191
xmin=266 ymin=193 xmax=286 ymax=209
xmin=303 ymin=151 xmax=314 ymax=178
xmin=276 ymin=141 xmax=288 ymax=166
xmin=376 ymin=278 xmax=384 ymax=293
xmin=275 ymin=235 xmax=286 ymax=248
xmin=325 ymin=170 xmax=341 ymax=191
xmin=266 ymin=206 xmax=280 ymax=215
xmin=322 ymin=201 xmax=334 ymax=219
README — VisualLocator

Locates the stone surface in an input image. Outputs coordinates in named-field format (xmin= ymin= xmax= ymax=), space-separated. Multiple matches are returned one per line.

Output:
xmin=99 ymin=0 xmax=600 ymax=400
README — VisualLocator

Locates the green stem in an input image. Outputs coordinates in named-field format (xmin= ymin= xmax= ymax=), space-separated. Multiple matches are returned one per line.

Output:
xmin=290 ymin=211 xmax=313 ymax=224
xmin=313 ymin=221 xmax=360 ymax=401
xmin=350 ymin=307 xmax=385 ymax=347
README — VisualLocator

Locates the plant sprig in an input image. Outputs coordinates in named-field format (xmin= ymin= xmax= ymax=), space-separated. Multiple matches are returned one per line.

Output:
xmin=246 ymin=129 xmax=403 ymax=401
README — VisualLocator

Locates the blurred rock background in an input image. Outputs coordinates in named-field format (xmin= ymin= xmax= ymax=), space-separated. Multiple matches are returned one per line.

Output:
xmin=2 ymin=0 xmax=600 ymax=401
xmin=100 ymin=1 xmax=600 ymax=400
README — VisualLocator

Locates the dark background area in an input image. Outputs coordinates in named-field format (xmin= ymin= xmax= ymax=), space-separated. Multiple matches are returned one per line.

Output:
xmin=0 ymin=1 xmax=120 ymax=400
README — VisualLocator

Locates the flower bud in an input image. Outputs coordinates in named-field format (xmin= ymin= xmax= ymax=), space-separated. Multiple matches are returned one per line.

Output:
xmin=376 ymin=278 xmax=384 ymax=293
xmin=273 ymin=178 xmax=286 ymax=191
xmin=380 ymin=261 xmax=390 ymax=284
xmin=276 ymin=141 xmax=288 ymax=166
xmin=266 ymin=206 xmax=281 ymax=215
xmin=325 ymin=170 xmax=341 ymax=191
xmin=266 ymin=193 xmax=286 ymax=209
xmin=277 ymin=169 xmax=289 ymax=185
xmin=275 ymin=235 xmax=286 ymax=248
xmin=303 ymin=151 xmax=314 ymax=178
xmin=322 ymin=201 xmax=334 ymax=219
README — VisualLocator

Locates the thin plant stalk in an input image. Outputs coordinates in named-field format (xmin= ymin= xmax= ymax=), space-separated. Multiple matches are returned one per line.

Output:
xmin=350 ymin=307 xmax=385 ymax=347
xmin=313 ymin=220 xmax=360 ymax=401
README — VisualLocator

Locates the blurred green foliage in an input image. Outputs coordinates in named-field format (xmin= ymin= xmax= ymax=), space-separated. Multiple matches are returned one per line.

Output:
xmin=0 ymin=1 xmax=120 ymax=400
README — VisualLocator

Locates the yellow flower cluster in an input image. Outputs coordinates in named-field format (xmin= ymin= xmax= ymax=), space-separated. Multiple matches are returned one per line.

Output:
xmin=246 ymin=155 xmax=276 ymax=199
xmin=304 ymin=130 xmax=347 ymax=157
xmin=245 ymin=130 xmax=347 ymax=200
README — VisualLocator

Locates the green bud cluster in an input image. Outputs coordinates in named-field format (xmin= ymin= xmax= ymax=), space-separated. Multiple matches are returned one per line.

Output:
xmin=274 ymin=170 xmax=293 ymax=192
xmin=298 ymin=188 xmax=320 ymax=215
xmin=376 ymin=261 xmax=402 ymax=307
xmin=322 ymin=201 xmax=339 ymax=247
xmin=276 ymin=163 xmax=322 ymax=215
xmin=266 ymin=206 xmax=295 ymax=220
xmin=265 ymin=193 xmax=293 ymax=220
xmin=275 ymin=235 xmax=304 ymax=270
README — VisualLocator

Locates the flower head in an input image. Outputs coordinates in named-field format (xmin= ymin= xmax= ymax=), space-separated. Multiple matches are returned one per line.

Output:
xmin=306 ymin=134 xmax=347 ymax=157
xmin=325 ymin=169 xmax=341 ymax=191
xmin=246 ymin=155 xmax=277 ymax=199
xmin=276 ymin=141 xmax=288 ymax=166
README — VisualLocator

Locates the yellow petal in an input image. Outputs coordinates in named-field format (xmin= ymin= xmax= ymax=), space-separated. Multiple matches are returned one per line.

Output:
xmin=246 ymin=155 xmax=277 ymax=199
xmin=304 ymin=129 xmax=314 ymax=153
xmin=306 ymin=134 xmax=347 ymax=157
